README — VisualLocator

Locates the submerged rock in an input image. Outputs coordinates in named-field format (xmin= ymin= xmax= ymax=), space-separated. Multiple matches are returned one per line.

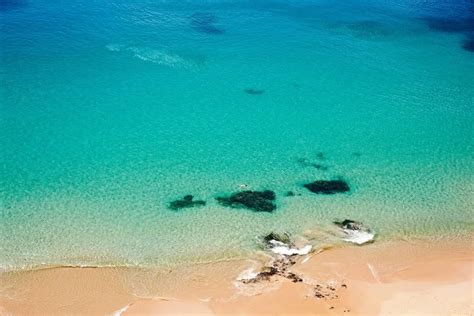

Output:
xmin=169 ymin=195 xmax=206 ymax=210
xmin=190 ymin=12 xmax=225 ymax=34
xmin=303 ymin=180 xmax=350 ymax=194
xmin=216 ymin=190 xmax=276 ymax=212
xmin=244 ymin=88 xmax=265 ymax=95
xmin=462 ymin=37 xmax=474 ymax=52
xmin=297 ymin=157 xmax=329 ymax=170
xmin=311 ymin=163 xmax=328 ymax=171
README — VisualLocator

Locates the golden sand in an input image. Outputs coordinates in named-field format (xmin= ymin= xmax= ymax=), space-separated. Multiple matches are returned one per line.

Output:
xmin=0 ymin=239 xmax=472 ymax=315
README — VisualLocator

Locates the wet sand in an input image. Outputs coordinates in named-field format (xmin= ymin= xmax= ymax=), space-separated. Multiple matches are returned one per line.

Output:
xmin=0 ymin=239 xmax=472 ymax=315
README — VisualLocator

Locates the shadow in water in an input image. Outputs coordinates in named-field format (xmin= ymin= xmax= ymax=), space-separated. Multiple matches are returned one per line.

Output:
xmin=0 ymin=0 xmax=27 ymax=12
xmin=190 ymin=12 xmax=225 ymax=35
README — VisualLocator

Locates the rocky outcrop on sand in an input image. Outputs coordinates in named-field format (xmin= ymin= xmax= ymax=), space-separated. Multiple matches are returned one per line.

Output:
xmin=334 ymin=219 xmax=375 ymax=245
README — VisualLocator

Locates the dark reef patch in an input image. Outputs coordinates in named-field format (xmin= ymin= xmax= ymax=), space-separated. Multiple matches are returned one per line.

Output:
xmin=422 ymin=16 xmax=474 ymax=34
xmin=0 ymin=0 xmax=27 ymax=11
xmin=169 ymin=195 xmax=206 ymax=210
xmin=303 ymin=180 xmax=350 ymax=194
xmin=244 ymin=88 xmax=265 ymax=95
xmin=421 ymin=16 xmax=474 ymax=52
xmin=312 ymin=164 xmax=328 ymax=171
xmin=216 ymin=190 xmax=276 ymax=212
xmin=190 ymin=12 xmax=225 ymax=35
xmin=296 ymin=157 xmax=328 ymax=171
xmin=346 ymin=20 xmax=393 ymax=39
xmin=462 ymin=37 xmax=474 ymax=52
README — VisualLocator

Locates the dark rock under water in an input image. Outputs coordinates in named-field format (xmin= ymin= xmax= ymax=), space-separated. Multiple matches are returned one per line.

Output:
xmin=303 ymin=180 xmax=350 ymax=194
xmin=169 ymin=195 xmax=206 ymax=210
xmin=462 ymin=37 xmax=474 ymax=52
xmin=244 ymin=88 xmax=265 ymax=95
xmin=190 ymin=12 xmax=225 ymax=35
xmin=216 ymin=190 xmax=276 ymax=212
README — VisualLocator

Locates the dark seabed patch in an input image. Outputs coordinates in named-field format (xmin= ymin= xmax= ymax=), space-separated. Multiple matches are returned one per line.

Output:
xmin=296 ymin=157 xmax=328 ymax=171
xmin=0 ymin=0 xmax=27 ymax=11
xmin=422 ymin=16 xmax=474 ymax=34
xmin=216 ymin=190 xmax=276 ymax=212
xmin=462 ymin=37 xmax=474 ymax=52
xmin=316 ymin=152 xmax=325 ymax=160
xmin=346 ymin=20 xmax=393 ymax=40
xmin=169 ymin=195 xmax=206 ymax=210
xmin=190 ymin=12 xmax=225 ymax=35
xmin=244 ymin=88 xmax=265 ymax=95
xmin=304 ymin=180 xmax=350 ymax=195
xmin=421 ymin=16 xmax=474 ymax=52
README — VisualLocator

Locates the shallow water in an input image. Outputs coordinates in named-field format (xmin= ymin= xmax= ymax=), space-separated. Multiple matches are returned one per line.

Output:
xmin=1 ymin=0 xmax=473 ymax=270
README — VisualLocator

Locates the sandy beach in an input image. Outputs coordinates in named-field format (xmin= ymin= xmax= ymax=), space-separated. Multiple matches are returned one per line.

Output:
xmin=1 ymin=238 xmax=472 ymax=315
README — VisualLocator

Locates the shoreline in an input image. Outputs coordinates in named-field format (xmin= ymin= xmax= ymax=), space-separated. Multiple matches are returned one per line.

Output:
xmin=1 ymin=237 xmax=472 ymax=315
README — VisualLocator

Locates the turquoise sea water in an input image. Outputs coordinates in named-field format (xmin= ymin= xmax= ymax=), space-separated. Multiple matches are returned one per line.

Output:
xmin=1 ymin=0 xmax=473 ymax=270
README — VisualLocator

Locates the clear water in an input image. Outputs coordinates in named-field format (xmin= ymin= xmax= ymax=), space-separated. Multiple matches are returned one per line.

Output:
xmin=1 ymin=0 xmax=473 ymax=270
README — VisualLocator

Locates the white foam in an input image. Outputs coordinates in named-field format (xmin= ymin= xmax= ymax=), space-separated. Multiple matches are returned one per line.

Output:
xmin=342 ymin=229 xmax=375 ymax=245
xmin=105 ymin=44 xmax=124 ymax=52
xmin=268 ymin=240 xmax=312 ymax=256
xmin=236 ymin=268 xmax=259 ymax=281
xmin=127 ymin=47 xmax=193 ymax=68
xmin=106 ymin=44 xmax=194 ymax=69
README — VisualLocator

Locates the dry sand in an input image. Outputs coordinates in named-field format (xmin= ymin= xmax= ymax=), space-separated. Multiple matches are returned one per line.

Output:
xmin=0 ymin=239 xmax=472 ymax=315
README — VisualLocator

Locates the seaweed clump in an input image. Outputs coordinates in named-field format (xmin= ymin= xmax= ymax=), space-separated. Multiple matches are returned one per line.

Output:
xmin=216 ymin=190 xmax=276 ymax=212
xmin=303 ymin=180 xmax=350 ymax=195
xmin=169 ymin=195 xmax=206 ymax=210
